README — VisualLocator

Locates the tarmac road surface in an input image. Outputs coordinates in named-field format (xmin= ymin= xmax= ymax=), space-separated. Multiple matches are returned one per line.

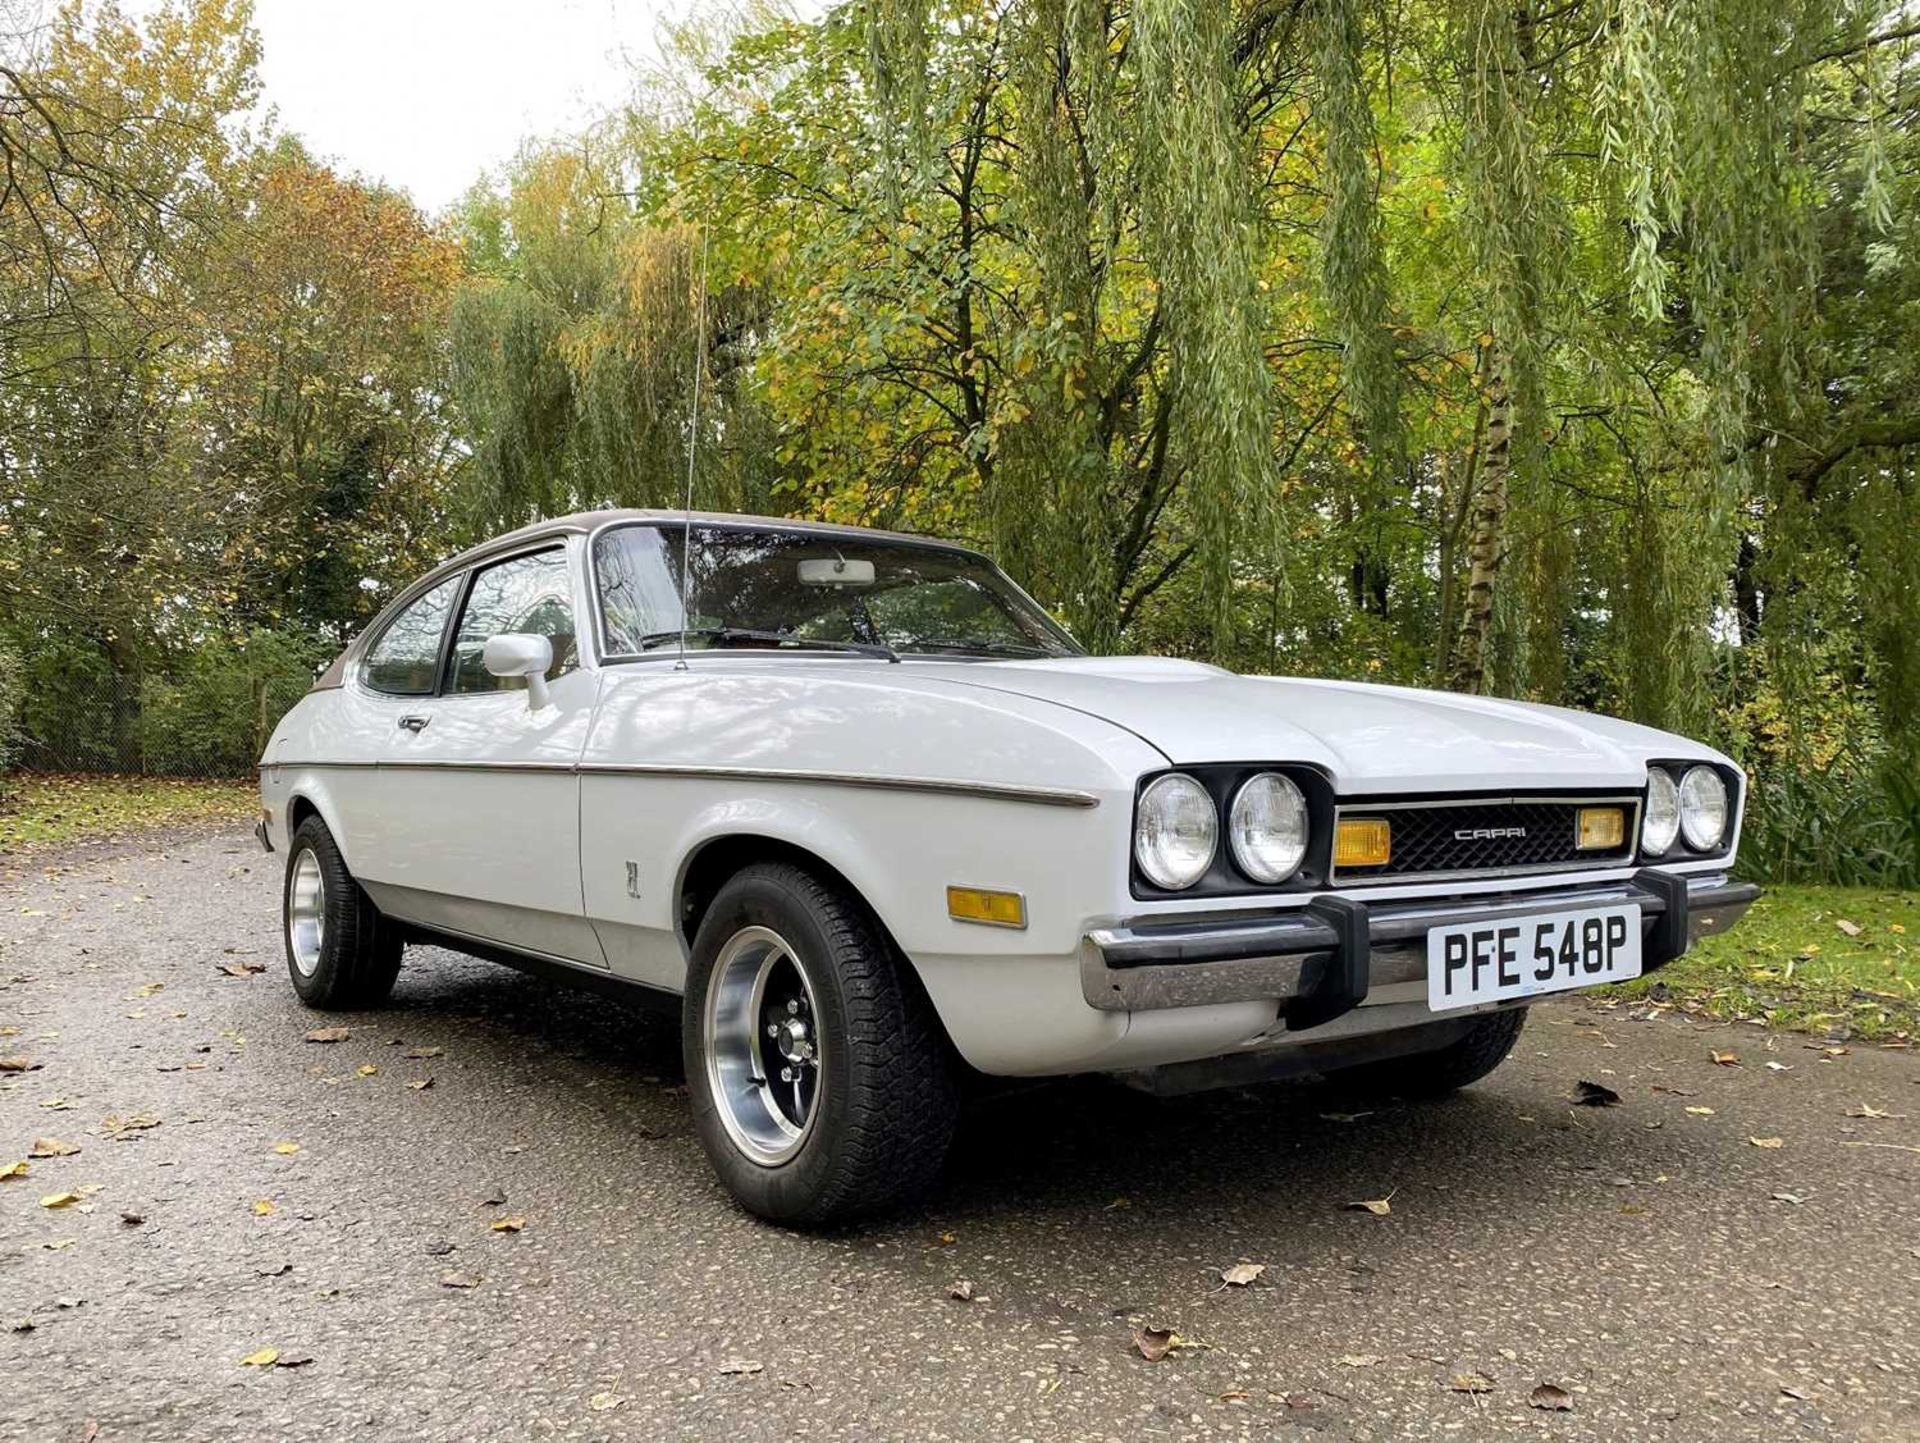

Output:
xmin=2 ymin=824 xmax=1916 ymax=1442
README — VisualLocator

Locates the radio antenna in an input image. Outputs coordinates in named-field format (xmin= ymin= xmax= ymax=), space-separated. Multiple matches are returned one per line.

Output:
xmin=675 ymin=227 xmax=709 ymax=673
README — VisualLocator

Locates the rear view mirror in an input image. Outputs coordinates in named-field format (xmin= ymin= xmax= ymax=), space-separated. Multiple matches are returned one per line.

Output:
xmin=483 ymin=633 xmax=554 ymax=710
xmin=798 ymin=557 xmax=875 ymax=587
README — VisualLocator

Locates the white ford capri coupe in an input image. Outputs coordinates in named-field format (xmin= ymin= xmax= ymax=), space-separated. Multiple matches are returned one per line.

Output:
xmin=258 ymin=510 xmax=1757 ymax=1223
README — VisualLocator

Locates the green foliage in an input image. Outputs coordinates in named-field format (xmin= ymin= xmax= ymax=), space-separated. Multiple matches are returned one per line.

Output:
xmin=3 ymin=0 xmax=1918 ymax=894
xmin=0 ymin=645 xmax=21 ymax=793
xmin=134 ymin=629 xmax=330 ymax=777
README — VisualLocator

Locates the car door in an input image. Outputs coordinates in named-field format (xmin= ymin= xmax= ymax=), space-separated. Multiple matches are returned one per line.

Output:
xmin=318 ymin=573 xmax=465 ymax=875
xmin=376 ymin=541 xmax=606 ymax=967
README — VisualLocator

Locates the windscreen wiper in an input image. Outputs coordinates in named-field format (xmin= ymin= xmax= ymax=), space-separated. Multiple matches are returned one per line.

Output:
xmin=903 ymin=637 xmax=1054 ymax=658
xmin=632 ymin=627 xmax=899 ymax=662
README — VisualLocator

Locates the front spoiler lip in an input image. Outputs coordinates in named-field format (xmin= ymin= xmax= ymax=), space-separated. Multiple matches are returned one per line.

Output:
xmin=1082 ymin=873 xmax=1759 ymax=1017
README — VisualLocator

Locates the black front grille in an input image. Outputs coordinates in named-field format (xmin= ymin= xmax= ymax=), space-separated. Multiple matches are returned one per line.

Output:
xmin=1334 ymin=798 xmax=1636 ymax=882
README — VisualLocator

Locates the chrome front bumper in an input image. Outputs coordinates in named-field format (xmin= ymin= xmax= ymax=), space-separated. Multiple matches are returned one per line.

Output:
xmin=1083 ymin=872 xmax=1758 ymax=1021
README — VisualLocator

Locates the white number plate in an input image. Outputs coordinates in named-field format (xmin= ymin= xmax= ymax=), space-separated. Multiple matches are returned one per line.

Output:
xmin=1427 ymin=903 xmax=1642 ymax=1012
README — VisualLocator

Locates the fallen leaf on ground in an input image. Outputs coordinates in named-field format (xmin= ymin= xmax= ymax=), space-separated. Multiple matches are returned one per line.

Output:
xmin=101 ymin=1113 xmax=161 ymax=1136
xmin=0 ymin=1057 xmax=42 ymax=1072
xmin=1770 ymin=1192 xmax=1806 ymax=1205
xmin=239 ymin=1348 xmax=280 ymax=1367
xmin=252 ymin=1199 xmax=277 ymax=1217
xmin=717 ymin=1359 xmax=763 ymax=1376
xmin=1710 ymin=1050 xmax=1741 ymax=1066
xmin=37 ymin=1098 xmax=72 ymax=1110
xmin=119 ymin=1210 xmax=145 ymax=1225
xmin=0 ymin=1161 xmax=28 ymax=1180
xmin=948 ymin=1279 xmax=975 ymax=1301
xmin=1530 ymin=1383 xmax=1574 ymax=1411
xmin=407 ymin=1077 xmax=434 ymax=1091
xmin=934 ymin=1231 xmax=957 ymax=1246
xmin=218 ymin=962 xmax=266 ymax=977
xmin=1337 ymin=1354 xmax=1385 ymax=1367
xmin=404 ymin=1046 xmax=442 ymax=1059
xmin=1133 ymin=1327 xmax=1178 ymax=1362
xmin=587 ymin=1392 xmax=625 ymax=1411
xmin=1846 ymin=1103 xmax=1899 ymax=1119
xmin=39 ymin=1191 xmax=80 ymax=1208
xmin=1685 ymin=1106 xmax=1716 ymax=1116
xmin=490 ymin=1216 xmax=526 ymax=1233
xmin=1572 ymin=1080 xmax=1620 ymax=1107
xmin=1449 ymin=1372 xmax=1494 ymax=1394
xmin=1765 ymin=1061 xmax=1792 ymax=1072
xmin=1781 ymin=1384 xmax=1810 ymax=1400
xmin=303 ymin=1028 xmax=348 ymax=1044
xmin=1346 ymin=1194 xmax=1394 ymax=1216
xmin=274 ymin=1353 xmax=313 ymax=1369
xmin=1220 ymin=1262 xmax=1267 ymax=1287
xmin=1835 ymin=919 xmax=1863 ymax=938
xmin=272 ymin=1141 xmax=300 ymax=1156
xmin=440 ymin=1272 xmax=480 ymax=1289
xmin=255 ymin=1263 xmax=292 ymax=1277
xmin=1749 ymin=1136 xmax=1785 ymax=1148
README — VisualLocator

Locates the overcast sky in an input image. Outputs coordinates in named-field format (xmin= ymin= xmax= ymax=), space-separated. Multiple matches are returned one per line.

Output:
xmin=242 ymin=0 xmax=692 ymax=214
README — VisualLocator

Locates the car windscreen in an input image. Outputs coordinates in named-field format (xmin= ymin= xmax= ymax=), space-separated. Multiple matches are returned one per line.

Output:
xmin=591 ymin=524 xmax=1081 ymax=661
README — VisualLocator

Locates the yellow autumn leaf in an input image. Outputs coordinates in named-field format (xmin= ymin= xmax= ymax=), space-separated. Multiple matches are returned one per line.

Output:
xmin=1 ymin=1160 xmax=30 ymax=1180
xmin=253 ymin=1199 xmax=277 ymax=1216
xmin=40 ymin=1191 xmax=80 ymax=1208
xmin=239 ymin=1348 xmax=280 ymax=1367
xmin=272 ymin=1142 xmax=300 ymax=1156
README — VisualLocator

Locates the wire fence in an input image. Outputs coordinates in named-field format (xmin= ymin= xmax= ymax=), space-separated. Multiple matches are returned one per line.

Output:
xmin=9 ymin=667 xmax=309 ymax=779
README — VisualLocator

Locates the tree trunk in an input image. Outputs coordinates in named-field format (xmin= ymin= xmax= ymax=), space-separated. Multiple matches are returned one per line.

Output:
xmin=1448 ymin=346 xmax=1512 ymax=694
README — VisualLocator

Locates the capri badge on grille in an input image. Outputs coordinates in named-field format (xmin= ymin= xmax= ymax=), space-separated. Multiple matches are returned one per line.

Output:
xmin=1454 ymin=826 xmax=1527 ymax=841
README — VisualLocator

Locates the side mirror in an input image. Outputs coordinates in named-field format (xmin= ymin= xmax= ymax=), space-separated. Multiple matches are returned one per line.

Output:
xmin=482 ymin=633 xmax=554 ymax=710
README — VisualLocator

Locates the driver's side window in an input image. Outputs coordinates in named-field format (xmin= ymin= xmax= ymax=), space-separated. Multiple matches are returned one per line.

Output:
xmin=446 ymin=549 xmax=579 ymax=694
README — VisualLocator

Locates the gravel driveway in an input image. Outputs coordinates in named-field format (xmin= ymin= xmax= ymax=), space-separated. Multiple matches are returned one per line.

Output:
xmin=2 ymin=824 xmax=1917 ymax=1443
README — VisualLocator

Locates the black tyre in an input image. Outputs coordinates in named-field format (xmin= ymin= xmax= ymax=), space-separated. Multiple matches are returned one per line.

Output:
xmin=282 ymin=815 xmax=403 ymax=1010
xmin=1328 ymin=1007 xmax=1527 ymax=1100
xmin=683 ymin=861 xmax=958 ymax=1226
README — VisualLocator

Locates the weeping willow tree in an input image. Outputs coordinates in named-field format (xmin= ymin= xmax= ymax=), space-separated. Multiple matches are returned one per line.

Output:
xmin=445 ymin=143 xmax=777 ymax=539
xmin=843 ymin=0 xmax=1915 ymax=725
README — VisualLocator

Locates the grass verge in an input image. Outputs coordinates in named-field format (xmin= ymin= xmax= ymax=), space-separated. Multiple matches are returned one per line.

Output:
xmin=0 ymin=773 xmax=256 ymax=856
xmin=1618 ymin=884 xmax=1919 ymax=1040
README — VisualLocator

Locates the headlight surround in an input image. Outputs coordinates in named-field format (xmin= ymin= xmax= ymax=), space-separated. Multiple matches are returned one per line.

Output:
xmin=1678 ymin=765 xmax=1729 ymax=851
xmin=1641 ymin=767 xmax=1681 ymax=857
xmin=1134 ymin=773 xmax=1218 ymax=890
xmin=1228 ymin=772 xmax=1309 ymax=883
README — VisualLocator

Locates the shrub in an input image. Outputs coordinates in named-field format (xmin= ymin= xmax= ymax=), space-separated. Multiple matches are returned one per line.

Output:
xmin=0 ymin=644 xmax=21 ymax=802
xmin=1738 ymin=759 xmax=1919 ymax=889
xmin=136 ymin=629 xmax=330 ymax=777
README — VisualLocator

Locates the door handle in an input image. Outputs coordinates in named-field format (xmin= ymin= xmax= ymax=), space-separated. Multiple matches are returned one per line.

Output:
xmin=398 ymin=715 xmax=431 ymax=733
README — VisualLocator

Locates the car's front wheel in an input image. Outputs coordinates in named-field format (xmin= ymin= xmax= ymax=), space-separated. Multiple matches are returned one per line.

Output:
xmin=1325 ymin=1007 xmax=1527 ymax=1100
xmin=283 ymin=815 xmax=403 ymax=1010
xmin=683 ymin=861 xmax=958 ymax=1226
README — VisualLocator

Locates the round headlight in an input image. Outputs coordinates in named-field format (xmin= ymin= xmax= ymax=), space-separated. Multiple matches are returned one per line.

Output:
xmin=1679 ymin=765 xmax=1729 ymax=851
xmin=1229 ymin=773 xmax=1309 ymax=884
xmin=1135 ymin=774 xmax=1217 ymax=890
xmin=1642 ymin=767 xmax=1680 ymax=857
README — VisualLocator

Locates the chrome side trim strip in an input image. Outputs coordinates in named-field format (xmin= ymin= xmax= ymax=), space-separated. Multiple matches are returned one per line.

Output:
xmin=577 ymin=762 xmax=1098 ymax=807
xmin=261 ymin=758 xmax=1099 ymax=808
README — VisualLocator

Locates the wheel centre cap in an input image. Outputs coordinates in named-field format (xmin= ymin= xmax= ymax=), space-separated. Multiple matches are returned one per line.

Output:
xmin=774 ymin=1016 xmax=813 ymax=1064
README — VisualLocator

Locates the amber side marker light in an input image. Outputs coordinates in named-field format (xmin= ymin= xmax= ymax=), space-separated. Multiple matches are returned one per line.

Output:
xmin=1334 ymin=818 xmax=1392 ymax=868
xmin=946 ymin=886 xmax=1027 ymax=929
xmin=1576 ymin=806 xmax=1626 ymax=851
